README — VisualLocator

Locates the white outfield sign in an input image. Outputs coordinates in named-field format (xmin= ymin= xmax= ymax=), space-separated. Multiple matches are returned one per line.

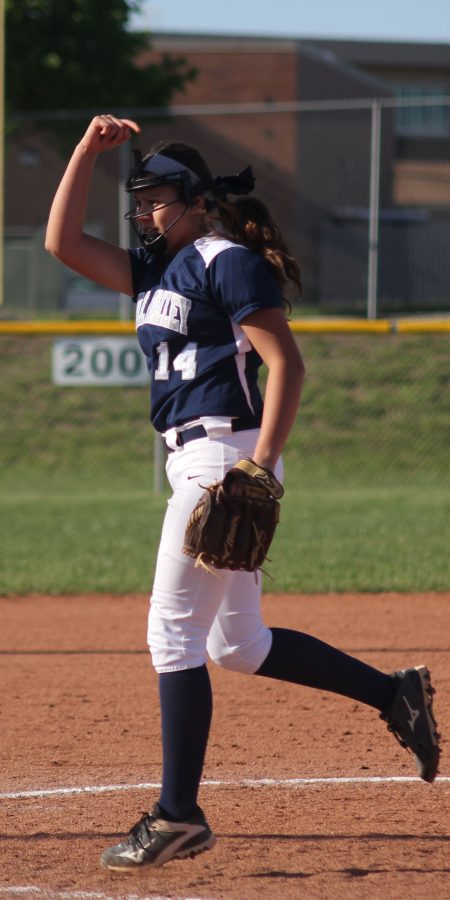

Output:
xmin=52 ymin=338 xmax=149 ymax=386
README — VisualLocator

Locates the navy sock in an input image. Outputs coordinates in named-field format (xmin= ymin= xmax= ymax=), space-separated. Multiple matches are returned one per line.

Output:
xmin=256 ymin=628 xmax=394 ymax=711
xmin=158 ymin=665 xmax=212 ymax=821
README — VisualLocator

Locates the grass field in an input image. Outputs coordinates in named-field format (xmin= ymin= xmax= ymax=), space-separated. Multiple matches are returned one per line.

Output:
xmin=1 ymin=332 xmax=449 ymax=594
xmin=2 ymin=483 xmax=450 ymax=594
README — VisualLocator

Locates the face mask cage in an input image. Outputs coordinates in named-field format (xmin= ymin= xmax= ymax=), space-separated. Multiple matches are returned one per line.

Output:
xmin=124 ymin=152 xmax=206 ymax=254
xmin=124 ymin=153 xmax=203 ymax=254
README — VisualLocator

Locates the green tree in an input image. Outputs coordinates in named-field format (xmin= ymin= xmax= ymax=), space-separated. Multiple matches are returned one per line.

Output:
xmin=6 ymin=0 xmax=196 ymax=120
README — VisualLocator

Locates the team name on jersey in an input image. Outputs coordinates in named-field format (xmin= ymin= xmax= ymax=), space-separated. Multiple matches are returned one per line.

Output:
xmin=136 ymin=289 xmax=192 ymax=335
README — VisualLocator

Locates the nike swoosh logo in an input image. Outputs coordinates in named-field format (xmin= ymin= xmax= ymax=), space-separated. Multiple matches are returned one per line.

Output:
xmin=187 ymin=474 xmax=204 ymax=480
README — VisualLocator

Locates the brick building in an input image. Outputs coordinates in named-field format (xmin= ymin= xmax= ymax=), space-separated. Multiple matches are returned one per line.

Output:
xmin=5 ymin=34 xmax=450 ymax=314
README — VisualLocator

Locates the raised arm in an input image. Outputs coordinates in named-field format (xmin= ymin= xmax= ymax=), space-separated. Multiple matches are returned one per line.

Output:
xmin=45 ymin=115 xmax=141 ymax=296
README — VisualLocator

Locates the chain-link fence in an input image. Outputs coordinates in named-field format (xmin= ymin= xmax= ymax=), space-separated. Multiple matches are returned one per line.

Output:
xmin=4 ymin=95 xmax=450 ymax=320
xmin=1 ymin=325 xmax=449 ymax=497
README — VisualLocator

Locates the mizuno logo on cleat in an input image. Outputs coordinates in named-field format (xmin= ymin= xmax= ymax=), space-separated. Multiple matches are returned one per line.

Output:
xmin=402 ymin=695 xmax=420 ymax=731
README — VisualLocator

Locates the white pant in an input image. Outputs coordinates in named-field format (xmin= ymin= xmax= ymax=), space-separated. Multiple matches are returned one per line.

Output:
xmin=148 ymin=421 xmax=283 ymax=674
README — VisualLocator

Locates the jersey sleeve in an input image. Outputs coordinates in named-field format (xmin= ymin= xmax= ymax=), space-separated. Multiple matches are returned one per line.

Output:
xmin=209 ymin=246 xmax=284 ymax=323
xmin=128 ymin=247 xmax=164 ymax=302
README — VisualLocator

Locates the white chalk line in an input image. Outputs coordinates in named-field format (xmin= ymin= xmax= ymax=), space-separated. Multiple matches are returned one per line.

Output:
xmin=1 ymin=775 xmax=449 ymax=801
xmin=1 ymin=779 xmax=449 ymax=900
xmin=0 ymin=889 xmax=207 ymax=900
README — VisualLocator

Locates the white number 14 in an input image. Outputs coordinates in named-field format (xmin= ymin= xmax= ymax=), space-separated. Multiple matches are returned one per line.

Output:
xmin=154 ymin=341 xmax=198 ymax=381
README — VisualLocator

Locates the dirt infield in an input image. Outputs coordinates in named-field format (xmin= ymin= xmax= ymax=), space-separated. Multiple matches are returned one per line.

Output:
xmin=1 ymin=592 xmax=449 ymax=899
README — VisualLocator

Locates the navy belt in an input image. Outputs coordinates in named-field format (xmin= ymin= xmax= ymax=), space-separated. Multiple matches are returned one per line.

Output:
xmin=166 ymin=417 xmax=261 ymax=452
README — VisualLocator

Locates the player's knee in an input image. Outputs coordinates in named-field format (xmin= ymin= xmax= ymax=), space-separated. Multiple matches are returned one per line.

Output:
xmin=209 ymin=647 xmax=255 ymax=674
xmin=207 ymin=628 xmax=272 ymax=675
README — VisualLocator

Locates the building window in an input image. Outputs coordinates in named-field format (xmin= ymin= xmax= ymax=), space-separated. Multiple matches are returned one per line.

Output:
xmin=395 ymin=85 xmax=450 ymax=136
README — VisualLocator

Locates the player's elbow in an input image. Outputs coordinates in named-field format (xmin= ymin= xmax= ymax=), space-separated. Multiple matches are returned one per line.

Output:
xmin=289 ymin=343 xmax=306 ymax=390
xmin=278 ymin=346 xmax=305 ymax=389
xmin=45 ymin=230 xmax=81 ymax=271
xmin=45 ymin=229 xmax=65 ymax=260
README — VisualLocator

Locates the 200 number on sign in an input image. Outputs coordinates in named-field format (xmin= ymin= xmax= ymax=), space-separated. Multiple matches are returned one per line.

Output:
xmin=52 ymin=338 xmax=149 ymax=386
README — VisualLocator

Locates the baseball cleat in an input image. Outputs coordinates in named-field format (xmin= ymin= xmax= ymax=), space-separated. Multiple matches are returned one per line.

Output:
xmin=100 ymin=803 xmax=216 ymax=871
xmin=380 ymin=666 xmax=440 ymax=783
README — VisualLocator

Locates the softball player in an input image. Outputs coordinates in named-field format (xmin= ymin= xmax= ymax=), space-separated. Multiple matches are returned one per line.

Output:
xmin=46 ymin=114 xmax=440 ymax=873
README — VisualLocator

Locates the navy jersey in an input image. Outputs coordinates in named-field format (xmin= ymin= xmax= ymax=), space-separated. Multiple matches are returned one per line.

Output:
xmin=129 ymin=234 xmax=284 ymax=433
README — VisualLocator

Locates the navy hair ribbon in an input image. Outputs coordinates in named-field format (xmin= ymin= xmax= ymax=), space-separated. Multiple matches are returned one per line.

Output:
xmin=211 ymin=166 xmax=255 ymax=198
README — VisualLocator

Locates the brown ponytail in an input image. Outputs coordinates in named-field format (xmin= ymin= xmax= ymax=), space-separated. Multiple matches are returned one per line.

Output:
xmin=207 ymin=196 xmax=302 ymax=308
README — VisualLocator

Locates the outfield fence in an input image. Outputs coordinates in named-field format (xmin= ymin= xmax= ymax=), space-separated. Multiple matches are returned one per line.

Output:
xmin=1 ymin=320 xmax=449 ymax=496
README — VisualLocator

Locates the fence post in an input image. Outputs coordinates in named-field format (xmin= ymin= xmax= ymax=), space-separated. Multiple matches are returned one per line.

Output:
xmin=118 ymin=143 xmax=132 ymax=321
xmin=0 ymin=0 xmax=4 ymax=307
xmin=367 ymin=99 xmax=382 ymax=320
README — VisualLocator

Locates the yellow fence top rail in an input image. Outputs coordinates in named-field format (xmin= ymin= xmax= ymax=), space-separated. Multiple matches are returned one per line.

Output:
xmin=0 ymin=320 xmax=136 ymax=335
xmin=289 ymin=319 xmax=391 ymax=333
xmin=0 ymin=319 xmax=450 ymax=336
xmin=395 ymin=320 xmax=450 ymax=333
